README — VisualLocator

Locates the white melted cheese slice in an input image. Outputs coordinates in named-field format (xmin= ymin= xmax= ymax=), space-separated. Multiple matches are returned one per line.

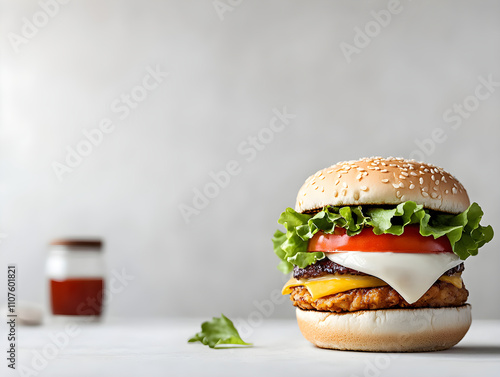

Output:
xmin=326 ymin=252 xmax=462 ymax=304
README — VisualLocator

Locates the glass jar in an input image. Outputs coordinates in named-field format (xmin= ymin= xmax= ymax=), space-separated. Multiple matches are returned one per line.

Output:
xmin=46 ymin=239 xmax=105 ymax=320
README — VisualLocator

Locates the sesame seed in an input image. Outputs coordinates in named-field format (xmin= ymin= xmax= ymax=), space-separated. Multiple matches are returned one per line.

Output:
xmin=431 ymin=192 xmax=438 ymax=198
xmin=311 ymin=181 xmax=317 ymax=186
xmin=335 ymin=180 xmax=340 ymax=186
xmin=433 ymin=186 xmax=438 ymax=191
xmin=399 ymin=175 xmax=407 ymax=180
xmin=392 ymin=183 xmax=400 ymax=189
xmin=435 ymin=180 xmax=440 ymax=185
xmin=452 ymin=187 xmax=458 ymax=194
xmin=441 ymin=176 xmax=447 ymax=183
xmin=360 ymin=186 xmax=368 ymax=191
xmin=314 ymin=186 xmax=318 ymax=190
xmin=422 ymin=191 xmax=429 ymax=198
xmin=353 ymin=192 xmax=360 ymax=200
xmin=422 ymin=187 xmax=428 ymax=192
xmin=419 ymin=177 xmax=424 ymax=184
xmin=334 ymin=190 xmax=338 ymax=198
xmin=320 ymin=176 xmax=325 ymax=180
xmin=396 ymin=190 xmax=402 ymax=197
xmin=380 ymin=169 xmax=388 ymax=173
xmin=410 ymin=171 xmax=418 ymax=176
xmin=445 ymin=189 xmax=449 ymax=194
xmin=409 ymin=184 xmax=415 ymax=189
xmin=356 ymin=173 xmax=363 ymax=181
xmin=321 ymin=187 xmax=325 ymax=192
xmin=381 ymin=179 xmax=389 ymax=183
xmin=431 ymin=175 xmax=435 ymax=180
xmin=343 ymin=182 xmax=348 ymax=188
xmin=303 ymin=192 xmax=307 ymax=196
xmin=341 ymin=189 xmax=347 ymax=196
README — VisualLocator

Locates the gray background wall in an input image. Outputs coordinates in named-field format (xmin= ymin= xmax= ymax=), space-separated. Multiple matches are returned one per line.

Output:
xmin=1 ymin=0 xmax=499 ymax=320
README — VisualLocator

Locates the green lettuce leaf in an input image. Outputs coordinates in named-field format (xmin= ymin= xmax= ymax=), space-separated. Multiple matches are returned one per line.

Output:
xmin=273 ymin=201 xmax=493 ymax=273
xmin=188 ymin=314 xmax=252 ymax=348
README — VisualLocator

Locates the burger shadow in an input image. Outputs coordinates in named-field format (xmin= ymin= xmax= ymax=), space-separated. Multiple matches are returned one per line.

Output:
xmin=311 ymin=345 xmax=500 ymax=357
xmin=438 ymin=345 xmax=500 ymax=357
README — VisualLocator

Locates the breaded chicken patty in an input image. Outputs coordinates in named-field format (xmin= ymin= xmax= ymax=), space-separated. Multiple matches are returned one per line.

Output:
xmin=290 ymin=280 xmax=468 ymax=312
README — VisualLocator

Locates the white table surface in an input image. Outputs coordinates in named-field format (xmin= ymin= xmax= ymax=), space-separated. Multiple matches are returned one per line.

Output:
xmin=8 ymin=318 xmax=500 ymax=377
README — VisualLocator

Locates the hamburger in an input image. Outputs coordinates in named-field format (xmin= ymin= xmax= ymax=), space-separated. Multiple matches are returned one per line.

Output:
xmin=273 ymin=157 xmax=494 ymax=352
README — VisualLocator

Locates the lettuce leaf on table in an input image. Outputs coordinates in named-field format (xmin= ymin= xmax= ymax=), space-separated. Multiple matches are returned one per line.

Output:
xmin=273 ymin=201 xmax=493 ymax=274
xmin=188 ymin=314 xmax=252 ymax=349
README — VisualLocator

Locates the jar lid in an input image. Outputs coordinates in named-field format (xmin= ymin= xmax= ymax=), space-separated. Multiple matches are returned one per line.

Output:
xmin=50 ymin=239 xmax=103 ymax=249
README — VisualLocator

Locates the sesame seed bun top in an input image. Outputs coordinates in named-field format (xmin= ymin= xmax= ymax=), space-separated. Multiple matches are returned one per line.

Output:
xmin=295 ymin=157 xmax=470 ymax=214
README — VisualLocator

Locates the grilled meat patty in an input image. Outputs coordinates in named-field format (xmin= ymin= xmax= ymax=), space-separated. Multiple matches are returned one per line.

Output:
xmin=293 ymin=259 xmax=464 ymax=280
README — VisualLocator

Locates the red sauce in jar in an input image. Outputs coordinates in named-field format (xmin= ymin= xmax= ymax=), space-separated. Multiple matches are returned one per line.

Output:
xmin=50 ymin=278 xmax=104 ymax=316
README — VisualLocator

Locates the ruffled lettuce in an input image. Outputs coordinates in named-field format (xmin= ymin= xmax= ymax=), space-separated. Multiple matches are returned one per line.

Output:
xmin=272 ymin=201 xmax=494 ymax=274
xmin=188 ymin=314 xmax=252 ymax=348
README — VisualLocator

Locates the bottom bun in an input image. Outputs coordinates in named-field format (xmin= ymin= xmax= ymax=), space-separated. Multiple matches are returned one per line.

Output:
xmin=296 ymin=305 xmax=471 ymax=352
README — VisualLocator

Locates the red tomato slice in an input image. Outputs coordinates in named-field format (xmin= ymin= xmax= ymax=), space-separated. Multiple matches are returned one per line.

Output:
xmin=307 ymin=225 xmax=452 ymax=253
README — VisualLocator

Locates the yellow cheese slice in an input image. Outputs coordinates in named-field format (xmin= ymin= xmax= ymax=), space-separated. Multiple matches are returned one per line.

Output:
xmin=438 ymin=274 xmax=463 ymax=289
xmin=282 ymin=273 xmax=462 ymax=300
